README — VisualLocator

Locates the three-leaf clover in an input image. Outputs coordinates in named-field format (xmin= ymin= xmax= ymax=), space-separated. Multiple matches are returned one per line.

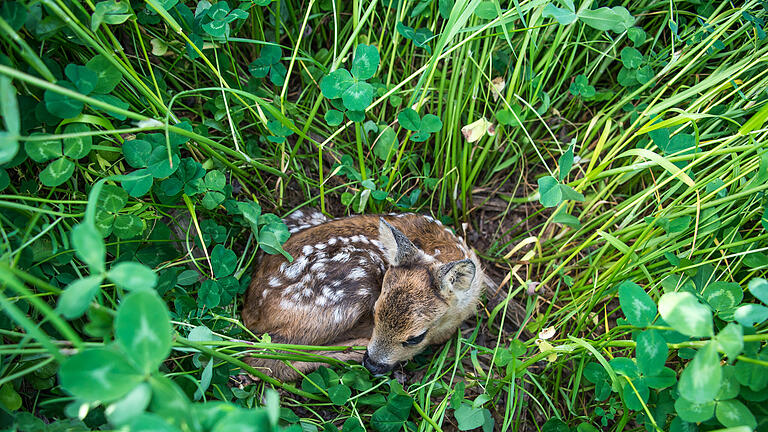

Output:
xmin=160 ymin=157 xmax=206 ymax=198
xmin=618 ymin=46 xmax=653 ymax=86
xmin=43 ymin=55 xmax=123 ymax=120
xmin=236 ymin=201 xmax=293 ymax=260
xmin=569 ymin=74 xmax=595 ymax=98
xmin=248 ymin=45 xmax=286 ymax=86
xmin=194 ymin=170 xmax=227 ymax=210
xmin=397 ymin=108 xmax=443 ymax=142
xmin=396 ymin=22 xmax=434 ymax=53
xmin=94 ymin=184 xmax=144 ymax=238
xmin=24 ymin=124 xmax=92 ymax=187
xmin=121 ymin=128 xmax=190 ymax=197
xmin=198 ymin=244 xmax=243 ymax=308
xmin=320 ymin=44 xmax=380 ymax=124
xmin=200 ymin=1 xmax=248 ymax=39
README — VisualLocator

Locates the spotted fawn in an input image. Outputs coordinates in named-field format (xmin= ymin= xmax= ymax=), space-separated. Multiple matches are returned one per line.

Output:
xmin=242 ymin=211 xmax=489 ymax=380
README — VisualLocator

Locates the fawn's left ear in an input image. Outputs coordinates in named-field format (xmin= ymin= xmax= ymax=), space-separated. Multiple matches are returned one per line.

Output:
xmin=378 ymin=218 xmax=419 ymax=266
xmin=438 ymin=259 xmax=476 ymax=293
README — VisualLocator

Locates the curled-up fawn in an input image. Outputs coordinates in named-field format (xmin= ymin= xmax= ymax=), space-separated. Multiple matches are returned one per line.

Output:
xmin=242 ymin=211 xmax=489 ymax=381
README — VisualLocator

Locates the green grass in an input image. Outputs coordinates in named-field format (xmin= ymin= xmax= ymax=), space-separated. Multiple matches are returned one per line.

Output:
xmin=1 ymin=0 xmax=768 ymax=431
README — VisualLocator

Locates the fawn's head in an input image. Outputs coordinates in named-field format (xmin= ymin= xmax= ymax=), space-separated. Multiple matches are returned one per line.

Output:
xmin=363 ymin=218 xmax=477 ymax=375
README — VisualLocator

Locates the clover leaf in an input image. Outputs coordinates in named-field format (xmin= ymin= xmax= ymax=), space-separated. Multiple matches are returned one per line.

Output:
xmin=324 ymin=109 xmax=344 ymax=126
xmin=350 ymin=44 xmax=380 ymax=81
xmin=92 ymin=0 xmax=133 ymax=31
xmin=397 ymin=108 xmax=443 ymax=142
xmin=569 ymin=74 xmax=595 ymax=98
xmin=0 ymin=77 xmax=20 ymax=165
xmin=265 ymin=119 xmax=294 ymax=144
xmin=197 ymin=170 xmax=227 ymax=210
xmin=24 ymin=124 xmax=93 ymax=187
xmin=64 ymin=64 xmax=99 ymax=95
xmin=621 ymin=47 xmax=644 ymax=69
xmin=537 ymin=175 xmax=585 ymax=207
xmin=44 ymin=81 xmax=84 ymax=119
xmin=120 ymin=132 xmax=182 ymax=197
xmin=248 ymin=45 xmax=287 ymax=86
xmin=320 ymin=44 xmax=380 ymax=124
xmin=94 ymin=184 xmax=143 ymax=238
xmin=396 ymin=22 xmax=434 ymax=53
xmin=161 ymin=157 xmax=205 ymax=197
xmin=86 ymin=54 xmax=123 ymax=94
xmin=201 ymin=1 xmax=248 ymax=39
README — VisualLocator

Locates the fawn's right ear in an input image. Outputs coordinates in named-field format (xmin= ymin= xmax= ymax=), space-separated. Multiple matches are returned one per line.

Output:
xmin=378 ymin=218 xmax=418 ymax=266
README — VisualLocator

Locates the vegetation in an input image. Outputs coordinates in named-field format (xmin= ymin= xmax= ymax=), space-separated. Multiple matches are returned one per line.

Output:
xmin=1 ymin=0 xmax=768 ymax=430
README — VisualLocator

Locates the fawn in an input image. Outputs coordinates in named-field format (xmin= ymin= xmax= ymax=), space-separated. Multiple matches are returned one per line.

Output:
xmin=242 ymin=211 xmax=489 ymax=381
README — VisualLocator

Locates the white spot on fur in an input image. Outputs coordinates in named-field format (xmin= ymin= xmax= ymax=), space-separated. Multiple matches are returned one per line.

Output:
xmin=302 ymin=287 xmax=313 ymax=297
xmin=268 ymin=276 xmax=282 ymax=287
xmin=316 ymin=296 xmax=328 ymax=306
xmin=314 ymin=243 xmax=327 ymax=250
xmin=348 ymin=267 xmax=366 ymax=280
xmin=332 ymin=308 xmax=344 ymax=323
xmin=332 ymin=289 xmax=345 ymax=302
xmin=371 ymin=239 xmax=385 ymax=253
xmin=291 ymin=210 xmax=304 ymax=219
xmin=331 ymin=251 xmax=351 ymax=262
xmin=262 ymin=289 xmax=270 ymax=298
xmin=310 ymin=262 xmax=325 ymax=272
xmin=284 ymin=256 xmax=308 ymax=279
xmin=357 ymin=288 xmax=369 ymax=296
xmin=316 ymin=272 xmax=327 ymax=280
xmin=302 ymin=245 xmax=314 ymax=255
xmin=328 ymin=237 xmax=338 ymax=245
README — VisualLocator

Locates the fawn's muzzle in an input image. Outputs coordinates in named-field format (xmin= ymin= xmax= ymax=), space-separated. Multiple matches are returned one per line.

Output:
xmin=362 ymin=351 xmax=393 ymax=376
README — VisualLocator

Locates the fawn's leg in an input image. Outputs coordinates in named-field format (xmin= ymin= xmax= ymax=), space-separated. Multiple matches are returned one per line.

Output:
xmin=246 ymin=338 xmax=370 ymax=382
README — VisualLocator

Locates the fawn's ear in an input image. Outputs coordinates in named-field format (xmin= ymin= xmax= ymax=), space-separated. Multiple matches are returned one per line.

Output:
xmin=438 ymin=259 xmax=476 ymax=293
xmin=378 ymin=218 xmax=418 ymax=266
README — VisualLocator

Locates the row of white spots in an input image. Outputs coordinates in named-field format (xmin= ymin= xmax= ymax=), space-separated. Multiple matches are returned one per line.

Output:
xmin=287 ymin=210 xmax=305 ymax=219
xmin=286 ymin=210 xmax=327 ymax=233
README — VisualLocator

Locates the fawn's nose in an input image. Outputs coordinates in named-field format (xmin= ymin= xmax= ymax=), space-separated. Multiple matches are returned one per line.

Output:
xmin=362 ymin=351 xmax=393 ymax=376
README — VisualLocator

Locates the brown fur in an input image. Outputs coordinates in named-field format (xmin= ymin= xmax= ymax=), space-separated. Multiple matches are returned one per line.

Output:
xmin=242 ymin=213 xmax=487 ymax=381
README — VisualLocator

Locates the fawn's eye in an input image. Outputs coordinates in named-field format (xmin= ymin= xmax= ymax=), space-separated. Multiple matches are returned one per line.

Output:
xmin=402 ymin=331 xmax=427 ymax=347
